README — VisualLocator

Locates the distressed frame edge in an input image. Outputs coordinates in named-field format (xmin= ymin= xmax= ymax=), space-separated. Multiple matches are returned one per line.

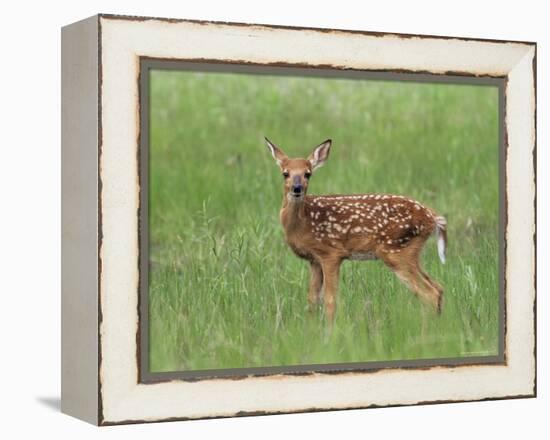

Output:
xmin=90 ymin=14 xmax=536 ymax=425
xmin=101 ymin=393 xmax=535 ymax=427
xmin=97 ymin=12 xmax=537 ymax=46
xmin=532 ymin=44 xmax=538 ymax=399
xmin=503 ymin=45 xmax=537 ymax=401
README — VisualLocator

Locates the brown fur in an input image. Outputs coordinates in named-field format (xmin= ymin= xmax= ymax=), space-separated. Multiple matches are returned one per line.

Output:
xmin=266 ymin=139 xmax=446 ymax=323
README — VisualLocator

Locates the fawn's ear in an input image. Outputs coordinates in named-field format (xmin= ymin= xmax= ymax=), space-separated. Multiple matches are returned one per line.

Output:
xmin=308 ymin=139 xmax=332 ymax=171
xmin=265 ymin=137 xmax=288 ymax=168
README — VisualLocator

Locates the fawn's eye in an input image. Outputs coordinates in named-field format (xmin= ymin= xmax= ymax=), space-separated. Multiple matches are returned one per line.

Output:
xmin=304 ymin=172 xmax=311 ymax=179
xmin=282 ymin=171 xmax=290 ymax=178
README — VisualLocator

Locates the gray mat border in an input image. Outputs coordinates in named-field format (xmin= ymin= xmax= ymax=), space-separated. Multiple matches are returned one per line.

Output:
xmin=138 ymin=59 xmax=506 ymax=383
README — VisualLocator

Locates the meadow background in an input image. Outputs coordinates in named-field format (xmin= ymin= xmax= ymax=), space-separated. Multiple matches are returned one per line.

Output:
xmin=148 ymin=69 xmax=500 ymax=373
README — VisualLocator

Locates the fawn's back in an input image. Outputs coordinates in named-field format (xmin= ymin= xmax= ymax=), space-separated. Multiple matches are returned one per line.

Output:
xmin=284 ymin=193 xmax=441 ymax=262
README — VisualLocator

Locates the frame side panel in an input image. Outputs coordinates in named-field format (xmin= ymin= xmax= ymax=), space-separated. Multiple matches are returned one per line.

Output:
xmin=61 ymin=15 xmax=100 ymax=425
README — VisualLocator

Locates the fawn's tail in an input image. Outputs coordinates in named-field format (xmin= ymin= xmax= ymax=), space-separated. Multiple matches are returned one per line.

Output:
xmin=434 ymin=215 xmax=447 ymax=264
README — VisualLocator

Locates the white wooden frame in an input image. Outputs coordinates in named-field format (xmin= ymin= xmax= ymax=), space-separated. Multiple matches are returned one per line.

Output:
xmin=61 ymin=14 xmax=536 ymax=425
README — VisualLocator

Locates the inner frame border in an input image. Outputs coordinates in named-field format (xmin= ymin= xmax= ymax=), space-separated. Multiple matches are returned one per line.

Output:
xmin=137 ymin=58 xmax=507 ymax=384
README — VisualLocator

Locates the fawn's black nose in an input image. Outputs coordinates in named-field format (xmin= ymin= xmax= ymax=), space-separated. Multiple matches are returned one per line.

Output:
xmin=292 ymin=184 xmax=303 ymax=194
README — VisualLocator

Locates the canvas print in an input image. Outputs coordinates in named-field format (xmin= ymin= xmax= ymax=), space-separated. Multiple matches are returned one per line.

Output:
xmin=145 ymin=67 xmax=501 ymax=374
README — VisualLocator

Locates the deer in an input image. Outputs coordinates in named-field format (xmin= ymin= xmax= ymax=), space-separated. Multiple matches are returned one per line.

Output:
xmin=265 ymin=137 xmax=447 ymax=324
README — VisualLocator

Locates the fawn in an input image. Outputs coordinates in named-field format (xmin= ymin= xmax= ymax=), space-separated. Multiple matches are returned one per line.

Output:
xmin=265 ymin=138 xmax=447 ymax=324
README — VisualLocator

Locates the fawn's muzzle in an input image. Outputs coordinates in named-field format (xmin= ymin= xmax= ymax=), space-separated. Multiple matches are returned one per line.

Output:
xmin=291 ymin=175 xmax=303 ymax=195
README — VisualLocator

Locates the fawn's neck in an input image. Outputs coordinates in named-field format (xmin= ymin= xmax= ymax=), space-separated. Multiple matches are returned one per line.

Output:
xmin=280 ymin=195 xmax=306 ymax=233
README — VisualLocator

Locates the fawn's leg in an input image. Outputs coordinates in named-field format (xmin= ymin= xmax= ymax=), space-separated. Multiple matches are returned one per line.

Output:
xmin=307 ymin=261 xmax=323 ymax=310
xmin=320 ymin=259 xmax=341 ymax=324
xmin=407 ymin=240 xmax=443 ymax=312
xmin=378 ymin=242 xmax=441 ymax=312
xmin=418 ymin=267 xmax=444 ymax=312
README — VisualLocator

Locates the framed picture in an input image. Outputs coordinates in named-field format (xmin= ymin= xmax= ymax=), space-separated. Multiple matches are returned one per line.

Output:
xmin=61 ymin=14 xmax=536 ymax=425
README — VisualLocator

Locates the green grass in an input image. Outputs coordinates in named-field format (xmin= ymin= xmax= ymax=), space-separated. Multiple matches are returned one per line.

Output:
xmin=148 ymin=70 xmax=500 ymax=372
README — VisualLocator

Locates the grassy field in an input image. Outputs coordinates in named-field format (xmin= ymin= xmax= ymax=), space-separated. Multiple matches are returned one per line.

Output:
xmin=148 ymin=69 xmax=500 ymax=373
